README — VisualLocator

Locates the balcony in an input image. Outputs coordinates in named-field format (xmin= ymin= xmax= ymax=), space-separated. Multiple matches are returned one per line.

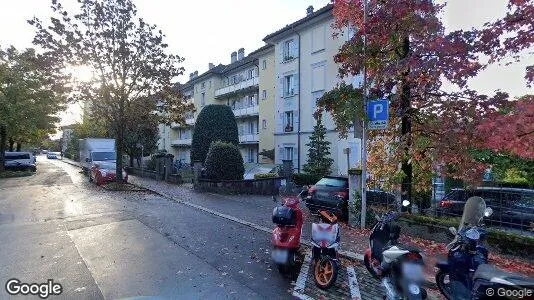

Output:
xmin=215 ymin=77 xmax=259 ymax=98
xmin=232 ymin=105 xmax=259 ymax=118
xmin=239 ymin=134 xmax=259 ymax=144
xmin=171 ymin=138 xmax=192 ymax=147
xmin=185 ymin=116 xmax=195 ymax=126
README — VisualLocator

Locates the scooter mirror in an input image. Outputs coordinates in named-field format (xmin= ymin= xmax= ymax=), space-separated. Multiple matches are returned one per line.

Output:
xmin=484 ymin=207 xmax=493 ymax=218
xmin=448 ymin=227 xmax=457 ymax=236
xmin=402 ymin=200 xmax=410 ymax=207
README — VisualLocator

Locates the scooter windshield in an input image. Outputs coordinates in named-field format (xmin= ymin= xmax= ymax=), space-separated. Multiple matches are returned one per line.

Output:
xmin=459 ymin=196 xmax=486 ymax=230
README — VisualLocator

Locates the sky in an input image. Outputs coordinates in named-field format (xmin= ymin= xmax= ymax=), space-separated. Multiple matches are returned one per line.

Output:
xmin=0 ymin=0 xmax=532 ymax=136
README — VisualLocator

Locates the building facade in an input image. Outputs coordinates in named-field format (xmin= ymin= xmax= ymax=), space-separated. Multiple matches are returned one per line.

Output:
xmin=158 ymin=4 xmax=362 ymax=175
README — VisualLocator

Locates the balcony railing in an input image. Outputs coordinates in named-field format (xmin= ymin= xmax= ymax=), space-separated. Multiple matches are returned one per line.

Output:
xmin=239 ymin=134 xmax=259 ymax=144
xmin=215 ymin=77 xmax=259 ymax=98
xmin=233 ymin=105 xmax=259 ymax=117
xmin=185 ymin=117 xmax=195 ymax=125
xmin=171 ymin=138 xmax=191 ymax=146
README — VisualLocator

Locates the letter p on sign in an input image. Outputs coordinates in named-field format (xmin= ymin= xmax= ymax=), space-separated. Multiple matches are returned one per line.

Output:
xmin=373 ymin=104 xmax=383 ymax=119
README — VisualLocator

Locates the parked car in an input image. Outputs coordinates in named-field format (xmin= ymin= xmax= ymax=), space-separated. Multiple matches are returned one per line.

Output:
xmin=46 ymin=152 xmax=58 ymax=159
xmin=304 ymin=176 xmax=396 ymax=221
xmin=437 ymin=187 xmax=534 ymax=229
xmin=89 ymin=161 xmax=128 ymax=185
xmin=4 ymin=152 xmax=36 ymax=172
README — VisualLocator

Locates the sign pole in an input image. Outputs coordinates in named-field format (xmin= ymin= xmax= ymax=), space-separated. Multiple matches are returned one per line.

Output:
xmin=360 ymin=0 xmax=369 ymax=229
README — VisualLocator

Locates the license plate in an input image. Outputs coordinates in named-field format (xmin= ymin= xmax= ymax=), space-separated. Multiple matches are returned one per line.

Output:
xmin=402 ymin=263 xmax=423 ymax=281
xmin=271 ymin=249 xmax=288 ymax=264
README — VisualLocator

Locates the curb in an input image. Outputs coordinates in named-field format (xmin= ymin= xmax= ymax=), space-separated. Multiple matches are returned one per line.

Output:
xmin=58 ymin=159 xmax=436 ymax=289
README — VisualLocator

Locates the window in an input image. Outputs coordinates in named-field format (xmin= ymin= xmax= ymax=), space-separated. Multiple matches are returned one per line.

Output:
xmin=284 ymin=75 xmax=295 ymax=97
xmin=312 ymin=25 xmax=326 ymax=53
xmin=284 ymin=111 xmax=294 ymax=132
xmin=201 ymin=82 xmax=205 ymax=89
xmin=232 ymin=75 xmax=238 ymax=84
xmin=284 ymin=147 xmax=294 ymax=161
xmin=262 ymin=59 xmax=267 ymax=70
xmin=262 ymin=119 xmax=267 ymax=129
xmin=208 ymin=80 xmax=211 ymax=89
xmin=283 ymin=39 xmax=295 ymax=61
xmin=312 ymin=62 xmax=326 ymax=92
xmin=348 ymin=26 xmax=356 ymax=41
xmin=262 ymin=90 xmax=267 ymax=100
xmin=247 ymin=69 xmax=254 ymax=79
xmin=247 ymin=148 xmax=255 ymax=163
xmin=201 ymin=92 xmax=205 ymax=106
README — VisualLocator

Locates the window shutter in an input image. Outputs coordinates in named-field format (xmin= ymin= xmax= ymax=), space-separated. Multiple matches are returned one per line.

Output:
xmin=279 ymin=43 xmax=285 ymax=62
xmin=292 ymin=40 xmax=299 ymax=58
xmin=279 ymin=77 xmax=285 ymax=98
xmin=277 ymin=112 xmax=283 ymax=133
xmin=277 ymin=147 xmax=284 ymax=163
xmin=293 ymin=74 xmax=299 ymax=95
xmin=294 ymin=110 xmax=299 ymax=131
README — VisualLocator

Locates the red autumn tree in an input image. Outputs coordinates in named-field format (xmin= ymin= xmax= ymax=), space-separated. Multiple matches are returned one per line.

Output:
xmin=323 ymin=0 xmax=510 ymax=204
xmin=478 ymin=95 xmax=534 ymax=160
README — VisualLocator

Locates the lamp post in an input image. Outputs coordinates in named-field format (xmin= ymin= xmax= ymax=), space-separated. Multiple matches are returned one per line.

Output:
xmin=136 ymin=143 xmax=144 ymax=178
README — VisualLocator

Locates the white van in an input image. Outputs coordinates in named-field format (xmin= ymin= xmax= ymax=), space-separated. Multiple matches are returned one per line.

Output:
xmin=4 ymin=152 xmax=36 ymax=171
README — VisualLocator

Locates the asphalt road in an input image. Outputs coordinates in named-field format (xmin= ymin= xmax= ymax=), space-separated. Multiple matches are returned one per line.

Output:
xmin=0 ymin=157 xmax=293 ymax=299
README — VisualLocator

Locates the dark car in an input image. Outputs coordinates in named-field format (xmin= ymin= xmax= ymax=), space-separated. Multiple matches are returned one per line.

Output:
xmin=4 ymin=152 xmax=36 ymax=172
xmin=304 ymin=176 xmax=396 ymax=221
xmin=437 ymin=187 xmax=534 ymax=230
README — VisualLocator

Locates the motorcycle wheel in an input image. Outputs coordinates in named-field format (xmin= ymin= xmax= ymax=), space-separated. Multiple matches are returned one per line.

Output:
xmin=313 ymin=257 xmax=338 ymax=289
xmin=277 ymin=264 xmax=291 ymax=275
xmin=364 ymin=255 xmax=380 ymax=279
xmin=435 ymin=270 xmax=453 ymax=300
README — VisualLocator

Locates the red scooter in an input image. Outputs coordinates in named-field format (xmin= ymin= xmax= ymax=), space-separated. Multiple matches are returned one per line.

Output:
xmin=271 ymin=184 xmax=304 ymax=274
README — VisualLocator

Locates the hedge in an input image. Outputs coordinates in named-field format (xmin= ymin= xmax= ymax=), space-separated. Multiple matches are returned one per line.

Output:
xmin=191 ymin=105 xmax=239 ymax=164
xmin=204 ymin=141 xmax=244 ymax=180
xmin=254 ymin=173 xmax=279 ymax=179
xmin=292 ymin=173 xmax=323 ymax=186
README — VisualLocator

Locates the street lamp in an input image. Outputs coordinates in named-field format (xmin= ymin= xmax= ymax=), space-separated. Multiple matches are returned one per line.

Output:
xmin=136 ymin=143 xmax=144 ymax=178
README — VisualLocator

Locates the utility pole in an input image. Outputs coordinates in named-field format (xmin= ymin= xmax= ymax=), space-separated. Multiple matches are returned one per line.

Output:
xmin=359 ymin=0 xmax=369 ymax=229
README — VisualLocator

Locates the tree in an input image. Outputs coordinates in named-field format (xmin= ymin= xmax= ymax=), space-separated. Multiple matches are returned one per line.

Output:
xmin=123 ymin=108 xmax=159 ymax=167
xmin=303 ymin=111 xmax=334 ymax=177
xmin=477 ymin=95 xmax=534 ymax=160
xmin=322 ymin=0 xmax=529 ymax=200
xmin=64 ymin=117 xmax=111 ymax=160
xmin=204 ymin=141 xmax=245 ymax=180
xmin=0 ymin=46 xmax=67 ymax=171
xmin=191 ymin=105 xmax=239 ymax=163
xmin=30 ymin=0 xmax=191 ymax=182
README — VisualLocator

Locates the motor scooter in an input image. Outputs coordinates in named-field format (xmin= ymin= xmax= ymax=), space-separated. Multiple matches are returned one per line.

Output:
xmin=436 ymin=196 xmax=534 ymax=300
xmin=271 ymin=185 xmax=341 ymax=289
xmin=364 ymin=201 xmax=427 ymax=300
xmin=271 ymin=184 xmax=304 ymax=274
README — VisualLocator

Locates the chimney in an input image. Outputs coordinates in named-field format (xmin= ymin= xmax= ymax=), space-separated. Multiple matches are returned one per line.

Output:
xmin=189 ymin=72 xmax=195 ymax=80
xmin=238 ymin=48 xmax=245 ymax=61
xmin=306 ymin=5 xmax=314 ymax=16
xmin=231 ymin=51 xmax=237 ymax=63
xmin=209 ymin=63 xmax=215 ymax=70
xmin=194 ymin=71 xmax=198 ymax=77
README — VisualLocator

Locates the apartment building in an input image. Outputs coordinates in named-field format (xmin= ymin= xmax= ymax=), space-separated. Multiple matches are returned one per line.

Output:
xmin=263 ymin=4 xmax=362 ymax=175
xmin=158 ymin=4 xmax=361 ymax=174
xmin=159 ymin=46 xmax=276 ymax=165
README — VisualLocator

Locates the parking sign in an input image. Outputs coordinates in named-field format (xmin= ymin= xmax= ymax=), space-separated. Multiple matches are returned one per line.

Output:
xmin=367 ymin=99 xmax=389 ymax=130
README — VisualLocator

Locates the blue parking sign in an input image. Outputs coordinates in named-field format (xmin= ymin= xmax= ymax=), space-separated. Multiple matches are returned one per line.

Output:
xmin=367 ymin=99 xmax=389 ymax=130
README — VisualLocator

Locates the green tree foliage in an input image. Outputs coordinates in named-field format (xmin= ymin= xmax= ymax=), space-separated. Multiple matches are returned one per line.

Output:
xmin=64 ymin=117 xmax=111 ymax=160
xmin=30 ymin=0 xmax=192 ymax=181
xmin=0 ymin=46 xmax=67 ymax=171
xmin=204 ymin=141 xmax=244 ymax=180
xmin=191 ymin=105 xmax=239 ymax=163
xmin=303 ymin=112 xmax=334 ymax=177
xmin=123 ymin=109 xmax=159 ymax=167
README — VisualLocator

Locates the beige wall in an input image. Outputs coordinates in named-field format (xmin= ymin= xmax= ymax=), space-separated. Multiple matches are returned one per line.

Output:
xmin=258 ymin=49 xmax=275 ymax=164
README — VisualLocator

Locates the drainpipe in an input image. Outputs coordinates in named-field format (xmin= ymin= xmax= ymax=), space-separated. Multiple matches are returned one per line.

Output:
xmin=295 ymin=31 xmax=301 ymax=173
xmin=253 ymin=60 xmax=260 ymax=163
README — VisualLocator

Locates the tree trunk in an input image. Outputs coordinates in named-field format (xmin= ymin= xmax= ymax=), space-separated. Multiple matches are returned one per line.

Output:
xmin=8 ymin=138 xmax=14 ymax=152
xmin=115 ymin=123 xmax=125 ymax=183
xmin=16 ymin=142 xmax=22 ymax=152
xmin=0 ymin=125 xmax=6 ymax=172
xmin=129 ymin=155 xmax=134 ymax=167
xmin=136 ymin=157 xmax=141 ymax=168
xmin=400 ymin=36 xmax=412 ymax=212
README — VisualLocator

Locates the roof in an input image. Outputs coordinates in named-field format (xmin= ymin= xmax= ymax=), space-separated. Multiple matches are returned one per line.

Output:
xmin=248 ymin=44 xmax=274 ymax=57
xmin=263 ymin=4 xmax=333 ymax=42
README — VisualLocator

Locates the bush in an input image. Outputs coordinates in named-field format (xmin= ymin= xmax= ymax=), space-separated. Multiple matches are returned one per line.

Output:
xmin=191 ymin=105 xmax=239 ymax=164
xmin=146 ymin=156 xmax=157 ymax=171
xmin=205 ymin=141 xmax=244 ymax=180
xmin=254 ymin=173 xmax=279 ymax=180
xmin=292 ymin=173 xmax=323 ymax=186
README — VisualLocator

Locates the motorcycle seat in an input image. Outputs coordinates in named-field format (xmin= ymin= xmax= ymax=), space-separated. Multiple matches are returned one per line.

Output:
xmin=474 ymin=264 xmax=534 ymax=286
xmin=393 ymin=243 xmax=421 ymax=253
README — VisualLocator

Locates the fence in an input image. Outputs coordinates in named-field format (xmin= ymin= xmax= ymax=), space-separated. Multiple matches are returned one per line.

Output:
xmin=363 ymin=183 xmax=534 ymax=235
xmin=197 ymin=177 xmax=285 ymax=195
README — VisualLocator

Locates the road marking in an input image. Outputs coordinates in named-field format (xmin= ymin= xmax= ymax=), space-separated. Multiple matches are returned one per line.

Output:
xmin=293 ymin=252 xmax=312 ymax=297
xmin=347 ymin=266 xmax=362 ymax=300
